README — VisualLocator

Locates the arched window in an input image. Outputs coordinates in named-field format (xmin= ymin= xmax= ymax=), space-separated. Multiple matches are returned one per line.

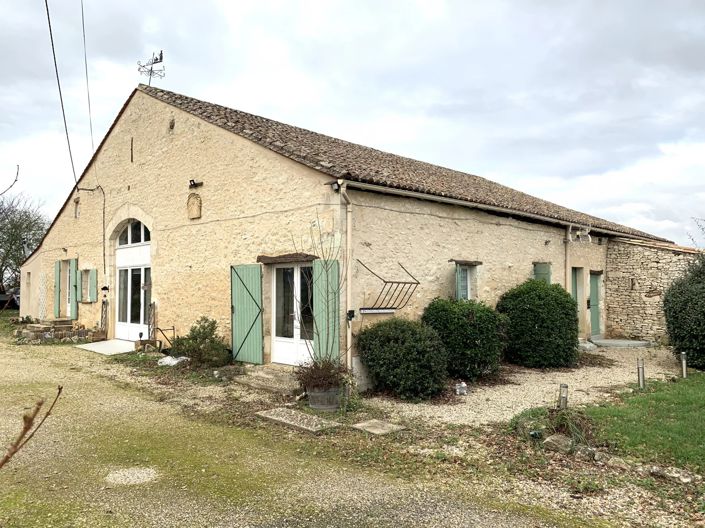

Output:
xmin=117 ymin=220 xmax=150 ymax=246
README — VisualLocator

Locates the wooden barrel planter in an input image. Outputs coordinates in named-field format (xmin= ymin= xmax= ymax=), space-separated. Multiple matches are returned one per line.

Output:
xmin=307 ymin=387 xmax=340 ymax=411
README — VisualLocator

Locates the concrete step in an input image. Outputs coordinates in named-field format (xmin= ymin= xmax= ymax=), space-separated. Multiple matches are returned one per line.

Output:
xmin=590 ymin=338 xmax=652 ymax=348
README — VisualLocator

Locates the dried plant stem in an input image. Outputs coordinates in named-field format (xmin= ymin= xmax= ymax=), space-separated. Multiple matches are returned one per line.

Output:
xmin=0 ymin=385 xmax=63 ymax=470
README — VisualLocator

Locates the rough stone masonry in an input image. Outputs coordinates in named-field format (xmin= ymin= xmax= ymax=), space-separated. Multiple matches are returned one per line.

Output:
xmin=605 ymin=238 xmax=698 ymax=342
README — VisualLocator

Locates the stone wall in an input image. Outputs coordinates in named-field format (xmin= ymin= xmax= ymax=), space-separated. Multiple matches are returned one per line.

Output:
xmin=21 ymin=89 xmax=343 ymax=356
xmin=605 ymin=239 xmax=698 ymax=341
xmin=348 ymin=189 xmax=608 ymax=340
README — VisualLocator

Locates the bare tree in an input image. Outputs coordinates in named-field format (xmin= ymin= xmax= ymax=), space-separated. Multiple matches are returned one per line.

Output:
xmin=0 ymin=386 xmax=63 ymax=470
xmin=0 ymin=165 xmax=19 ymax=197
xmin=291 ymin=214 xmax=349 ymax=363
xmin=0 ymin=194 xmax=48 ymax=293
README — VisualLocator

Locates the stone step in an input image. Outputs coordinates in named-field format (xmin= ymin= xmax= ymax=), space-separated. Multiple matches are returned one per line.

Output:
xmin=26 ymin=324 xmax=52 ymax=332
xmin=256 ymin=407 xmax=341 ymax=433
xmin=40 ymin=319 xmax=72 ymax=325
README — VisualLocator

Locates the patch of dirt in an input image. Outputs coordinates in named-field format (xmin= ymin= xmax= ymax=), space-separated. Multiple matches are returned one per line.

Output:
xmin=105 ymin=467 xmax=159 ymax=485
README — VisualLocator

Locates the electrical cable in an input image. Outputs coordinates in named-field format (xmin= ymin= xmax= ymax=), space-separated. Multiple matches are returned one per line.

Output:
xmin=80 ymin=0 xmax=95 ymax=153
xmin=44 ymin=0 xmax=78 ymax=184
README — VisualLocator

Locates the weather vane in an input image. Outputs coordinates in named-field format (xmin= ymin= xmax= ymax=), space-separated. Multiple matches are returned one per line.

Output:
xmin=137 ymin=50 xmax=165 ymax=86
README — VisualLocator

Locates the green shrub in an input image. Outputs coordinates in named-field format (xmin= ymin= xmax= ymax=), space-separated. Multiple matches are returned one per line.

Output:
xmin=421 ymin=298 xmax=506 ymax=380
xmin=171 ymin=316 xmax=231 ymax=368
xmin=664 ymin=257 xmax=705 ymax=369
xmin=496 ymin=279 xmax=578 ymax=368
xmin=357 ymin=318 xmax=448 ymax=400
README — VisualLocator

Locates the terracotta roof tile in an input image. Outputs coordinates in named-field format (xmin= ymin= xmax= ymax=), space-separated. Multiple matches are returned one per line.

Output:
xmin=138 ymin=84 xmax=668 ymax=242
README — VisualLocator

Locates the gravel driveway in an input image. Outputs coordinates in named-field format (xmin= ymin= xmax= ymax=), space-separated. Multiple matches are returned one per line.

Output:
xmin=0 ymin=340 xmax=557 ymax=528
xmin=370 ymin=347 xmax=680 ymax=425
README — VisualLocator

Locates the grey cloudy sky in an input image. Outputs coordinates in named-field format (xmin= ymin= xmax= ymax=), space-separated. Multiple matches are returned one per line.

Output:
xmin=1 ymin=0 xmax=704 ymax=245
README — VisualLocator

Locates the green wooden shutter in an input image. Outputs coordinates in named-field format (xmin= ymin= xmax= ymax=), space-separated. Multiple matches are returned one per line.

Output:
xmin=76 ymin=269 xmax=83 ymax=303
xmin=89 ymin=269 xmax=98 ymax=302
xmin=313 ymin=259 xmax=340 ymax=361
xmin=69 ymin=258 xmax=78 ymax=320
xmin=54 ymin=261 xmax=61 ymax=318
xmin=533 ymin=263 xmax=551 ymax=284
xmin=455 ymin=265 xmax=462 ymax=299
xmin=231 ymin=264 xmax=263 ymax=364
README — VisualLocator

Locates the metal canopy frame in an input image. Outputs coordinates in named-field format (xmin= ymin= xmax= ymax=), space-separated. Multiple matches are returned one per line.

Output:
xmin=357 ymin=260 xmax=419 ymax=313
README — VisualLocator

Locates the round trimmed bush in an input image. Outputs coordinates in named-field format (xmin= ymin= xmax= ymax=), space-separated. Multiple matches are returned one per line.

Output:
xmin=496 ymin=279 xmax=578 ymax=368
xmin=357 ymin=318 xmax=447 ymax=400
xmin=421 ymin=298 xmax=506 ymax=380
xmin=170 ymin=316 xmax=231 ymax=368
xmin=664 ymin=257 xmax=705 ymax=369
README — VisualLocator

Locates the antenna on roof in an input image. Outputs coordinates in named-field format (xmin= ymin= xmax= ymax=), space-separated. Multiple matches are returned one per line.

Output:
xmin=137 ymin=50 xmax=165 ymax=86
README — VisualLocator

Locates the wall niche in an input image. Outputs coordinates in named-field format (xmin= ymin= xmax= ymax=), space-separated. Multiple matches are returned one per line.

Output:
xmin=187 ymin=193 xmax=202 ymax=220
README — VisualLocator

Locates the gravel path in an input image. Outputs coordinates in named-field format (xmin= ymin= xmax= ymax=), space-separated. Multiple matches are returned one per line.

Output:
xmin=0 ymin=340 xmax=557 ymax=528
xmin=370 ymin=347 xmax=680 ymax=425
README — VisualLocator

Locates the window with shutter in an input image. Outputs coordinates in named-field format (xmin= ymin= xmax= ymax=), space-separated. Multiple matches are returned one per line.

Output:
xmin=533 ymin=262 xmax=552 ymax=284
xmin=454 ymin=263 xmax=478 ymax=300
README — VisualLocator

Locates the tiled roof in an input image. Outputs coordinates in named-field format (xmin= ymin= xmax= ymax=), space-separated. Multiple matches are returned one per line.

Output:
xmin=138 ymin=84 xmax=668 ymax=242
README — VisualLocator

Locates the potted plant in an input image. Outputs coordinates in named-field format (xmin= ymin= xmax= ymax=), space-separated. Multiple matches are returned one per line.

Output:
xmin=294 ymin=358 xmax=351 ymax=411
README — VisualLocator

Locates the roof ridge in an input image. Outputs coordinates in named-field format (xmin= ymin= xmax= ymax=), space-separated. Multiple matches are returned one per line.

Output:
xmin=136 ymin=84 xmax=671 ymax=243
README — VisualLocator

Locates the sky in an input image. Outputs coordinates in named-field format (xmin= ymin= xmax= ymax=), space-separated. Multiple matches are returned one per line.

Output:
xmin=1 ymin=0 xmax=704 ymax=246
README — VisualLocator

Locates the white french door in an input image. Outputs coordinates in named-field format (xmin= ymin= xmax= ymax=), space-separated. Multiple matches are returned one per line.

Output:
xmin=115 ymin=266 xmax=151 ymax=341
xmin=271 ymin=264 xmax=314 ymax=365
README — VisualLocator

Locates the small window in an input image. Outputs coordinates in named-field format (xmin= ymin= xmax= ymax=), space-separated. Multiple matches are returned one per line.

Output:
xmin=455 ymin=264 xmax=477 ymax=300
xmin=117 ymin=220 xmax=151 ymax=246
xmin=131 ymin=221 xmax=142 ymax=244
xmin=73 ymin=198 xmax=80 ymax=219
xmin=533 ymin=262 xmax=552 ymax=284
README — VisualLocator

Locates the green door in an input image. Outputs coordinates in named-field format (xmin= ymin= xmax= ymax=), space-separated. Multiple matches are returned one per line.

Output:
xmin=231 ymin=264 xmax=263 ymax=364
xmin=589 ymin=273 xmax=601 ymax=336
xmin=571 ymin=268 xmax=579 ymax=301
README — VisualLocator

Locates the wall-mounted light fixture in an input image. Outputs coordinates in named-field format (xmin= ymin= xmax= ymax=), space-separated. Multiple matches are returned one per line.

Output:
xmin=330 ymin=181 xmax=341 ymax=192
xmin=189 ymin=179 xmax=203 ymax=189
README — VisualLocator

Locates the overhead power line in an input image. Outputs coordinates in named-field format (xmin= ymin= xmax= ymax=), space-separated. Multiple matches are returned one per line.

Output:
xmin=44 ymin=0 xmax=78 ymax=184
xmin=80 ymin=0 xmax=95 ymax=152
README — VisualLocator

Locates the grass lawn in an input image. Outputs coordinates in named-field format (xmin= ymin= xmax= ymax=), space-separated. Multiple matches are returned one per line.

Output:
xmin=0 ymin=308 xmax=19 ymax=337
xmin=585 ymin=372 xmax=705 ymax=472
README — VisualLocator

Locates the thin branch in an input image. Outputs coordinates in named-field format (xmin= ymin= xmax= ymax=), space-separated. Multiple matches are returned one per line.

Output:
xmin=0 ymin=385 xmax=63 ymax=470
xmin=0 ymin=165 xmax=19 ymax=197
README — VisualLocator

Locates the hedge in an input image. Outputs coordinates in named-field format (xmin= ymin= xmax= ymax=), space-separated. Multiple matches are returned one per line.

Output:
xmin=496 ymin=279 xmax=578 ymax=368
xmin=357 ymin=318 xmax=448 ymax=400
xmin=422 ymin=298 xmax=505 ymax=380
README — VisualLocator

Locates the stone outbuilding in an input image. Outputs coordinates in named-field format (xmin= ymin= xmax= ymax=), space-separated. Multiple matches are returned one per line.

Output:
xmin=20 ymin=85 xmax=693 ymax=373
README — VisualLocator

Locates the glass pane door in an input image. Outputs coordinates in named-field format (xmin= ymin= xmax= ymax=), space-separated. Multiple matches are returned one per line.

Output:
xmin=299 ymin=266 xmax=314 ymax=341
xmin=118 ymin=269 xmax=128 ymax=322
xmin=275 ymin=267 xmax=294 ymax=338
xmin=143 ymin=267 xmax=151 ymax=325
xmin=130 ymin=268 xmax=142 ymax=324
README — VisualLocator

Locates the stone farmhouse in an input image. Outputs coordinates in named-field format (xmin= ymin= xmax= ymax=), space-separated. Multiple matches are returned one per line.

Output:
xmin=20 ymin=85 xmax=695 ymax=374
